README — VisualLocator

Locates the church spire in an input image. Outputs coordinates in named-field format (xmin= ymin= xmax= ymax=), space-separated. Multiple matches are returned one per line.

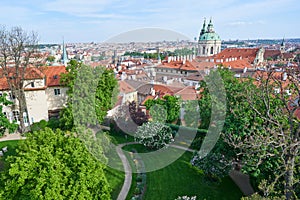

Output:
xmin=207 ymin=17 xmax=214 ymax=33
xmin=200 ymin=18 xmax=206 ymax=37
xmin=280 ymin=37 xmax=285 ymax=53
xmin=61 ymin=38 xmax=69 ymax=66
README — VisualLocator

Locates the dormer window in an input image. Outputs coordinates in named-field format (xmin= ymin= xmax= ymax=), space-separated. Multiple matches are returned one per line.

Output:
xmin=53 ymin=75 xmax=58 ymax=79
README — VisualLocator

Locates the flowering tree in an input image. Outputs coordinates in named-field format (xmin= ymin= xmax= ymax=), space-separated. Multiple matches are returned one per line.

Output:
xmin=135 ymin=122 xmax=173 ymax=149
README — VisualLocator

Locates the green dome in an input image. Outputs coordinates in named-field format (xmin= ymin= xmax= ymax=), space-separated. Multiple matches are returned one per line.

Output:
xmin=199 ymin=32 xmax=221 ymax=41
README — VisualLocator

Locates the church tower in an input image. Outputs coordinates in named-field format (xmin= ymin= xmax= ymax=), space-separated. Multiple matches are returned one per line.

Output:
xmin=61 ymin=39 xmax=69 ymax=66
xmin=197 ymin=18 xmax=221 ymax=57
xmin=280 ymin=38 xmax=285 ymax=53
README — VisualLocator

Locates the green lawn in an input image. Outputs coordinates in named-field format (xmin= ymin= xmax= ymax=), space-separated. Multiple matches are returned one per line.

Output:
xmin=105 ymin=167 xmax=125 ymax=200
xmin=122 ymin=144 xmax=243 ymax=200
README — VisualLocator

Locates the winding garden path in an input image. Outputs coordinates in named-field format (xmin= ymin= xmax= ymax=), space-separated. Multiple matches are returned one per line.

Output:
xmin=116 ymin=142 xmax=137 ymax=200
xmin=0 ymin=135 xmax=254 ymax=199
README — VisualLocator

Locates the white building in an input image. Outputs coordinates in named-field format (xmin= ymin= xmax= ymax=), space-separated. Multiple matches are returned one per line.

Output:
xmin=197 ymin=18 xmax=222 ymax=57
xmin=0 ymin=66 xmax=68 ymax=125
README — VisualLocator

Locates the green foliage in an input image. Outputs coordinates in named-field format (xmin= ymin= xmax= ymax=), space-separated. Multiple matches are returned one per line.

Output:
xmin=59 ymin=60 xmax=118 ymax=130
xmin=183 ymin=100 xmax=200 ymax=128
xmin=145 ymin=95 xmax=180 ymax=123
xmin=197 ymin=68 xmax=300 ymax=198
xmin=30 ymin=119 xmax=47 ymax=132
xmin=46 ymin=55 xmax=55 ymax=62
xmin=135 ymin=122 xmax=173 ymax=149
xmin=0 ymin=128 xmax=111 ymax=200
xmin=95 ymin=69 xmax=119 ymax=123
xmin=191 ymin=140 xmax=234 ymax=181
xmin=0 ymin=94 xmax=18 ymax=136
xmin=30 ymin=118 xmax=60 ymax=132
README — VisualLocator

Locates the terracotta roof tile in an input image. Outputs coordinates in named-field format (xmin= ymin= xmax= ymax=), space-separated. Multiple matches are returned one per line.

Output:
xmin=119 ymin=80 xmax=135 ymax=94
xmin=42 ymin=66 xmax=66 ymax=87
xmin=215 ymin=48 xmax=259 ymax=64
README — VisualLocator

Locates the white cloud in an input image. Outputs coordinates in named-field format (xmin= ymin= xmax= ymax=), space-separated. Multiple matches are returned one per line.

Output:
xmin=44 ymin=0 xmax=112 ymax=16
xmin=227 ymin=20 xmax=266 ymax=26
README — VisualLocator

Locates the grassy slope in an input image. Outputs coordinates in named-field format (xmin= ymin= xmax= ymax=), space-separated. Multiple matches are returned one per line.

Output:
xmin=123 ymin=144 xmax=243 ymax=200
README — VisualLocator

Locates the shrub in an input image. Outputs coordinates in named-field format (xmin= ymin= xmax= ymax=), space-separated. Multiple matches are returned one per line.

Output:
xmin=30 ymin=120 xmax=48 ymax=132
xmin=135 ymin=122 xmax=173 ymax=150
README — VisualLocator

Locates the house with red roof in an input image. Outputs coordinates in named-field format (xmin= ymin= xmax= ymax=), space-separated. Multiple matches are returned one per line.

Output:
xmin=0 ymin=66 xmax=68 ymax=125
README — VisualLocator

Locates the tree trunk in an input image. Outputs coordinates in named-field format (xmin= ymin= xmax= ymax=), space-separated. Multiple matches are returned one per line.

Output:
xmin=285 ymin=155 xmax=295 ymax=200
xmin=17 ymin=89 xmax=29 ymax=134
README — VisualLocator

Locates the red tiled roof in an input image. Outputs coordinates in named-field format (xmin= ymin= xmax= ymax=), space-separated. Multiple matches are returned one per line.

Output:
xmin=153 ymin=84 xmax=174 ymax=95
xmin=119 ymin=80 xmax=135 ymax=94
xmin=42 ymin=66 xmax=66 ymax=87
xmin=141 ymin=95 xmax=154 ymax=105
xmin=175 ymin=86 xmax=198 ymax=101
xmin=215 ymin=48 xmax=259 ymax=64
xmin=221 ymin=58 xmax=252 ymax=69
xmin=0 ymin=67 xmax=46 ymax=90
xmin=264 ymin=49 xmax=281 ymax=60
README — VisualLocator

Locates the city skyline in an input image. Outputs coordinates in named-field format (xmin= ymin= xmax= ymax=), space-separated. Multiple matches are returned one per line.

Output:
xmin=1 ymin=0 xmax=299 ymax=43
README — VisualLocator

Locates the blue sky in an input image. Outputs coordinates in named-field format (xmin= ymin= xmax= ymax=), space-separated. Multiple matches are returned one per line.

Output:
xmin=1 ymin=0 xmax=299 ymax=43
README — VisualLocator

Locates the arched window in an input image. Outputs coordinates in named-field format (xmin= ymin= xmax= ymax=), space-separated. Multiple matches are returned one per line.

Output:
xmin=202 ymin=47 xmax=205 ymax=55
xmin=210 ymin=47 xmax=214 ymax=54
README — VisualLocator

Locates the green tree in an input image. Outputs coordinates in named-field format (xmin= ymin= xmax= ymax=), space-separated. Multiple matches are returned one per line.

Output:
xmin=0 ymin=128 xmax=111 ymax=200
xmin=145 ymin=95 xmax=180 ymax=123
xmin=0 ymin=94 xmax=18 ymax=136
xmin=46 ymin=55 xmax=55 ymax=63
xmin=196 ymin=68 xmax=300 ymax=199
xmin=59 ymin=60 xmax=118 ymax=129
xmin=183 ymin=100 xmax=200 ymax=128
xmin=135 ymin=122 xmax=173 ymax=150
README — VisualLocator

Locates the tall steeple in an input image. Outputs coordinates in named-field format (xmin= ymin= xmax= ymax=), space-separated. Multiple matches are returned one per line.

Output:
xmin=199 ymin=18 xmax=206 ymax=38
xmin=157 ymin=47 xmax=161 ymax=64
xmin=61 ymin=38 xmax=69 ymax=66
xmin=207 ymin=17 xmax=214 ymax=33
xmin=280 ymin=37 xmax=285 ymax=53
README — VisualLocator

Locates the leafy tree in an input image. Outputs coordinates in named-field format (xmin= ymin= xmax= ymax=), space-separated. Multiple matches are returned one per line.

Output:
xmin=0 ymin=128 xmax=111 ymax=200
xmin=135 ymin=122 xmax=173 ymax=149
xmin=0 ymin=26 xmax=40 ymax=133
xmin=95 ymin=68 xmax=118 ymax=123
xmin=0 ymin=94 xmax=18 ymax=136
xmin=196 ymin=68 xmax=300 ymax=199
xmin=183 ymin=100 xmax=200 ymax=128
xmin=59 ymin=60 xmax=118 ymax=130
xmin=145 ymin=95 xmax=180 ymax=123
xmin=46 ymin=55 xmax=55 ymax=63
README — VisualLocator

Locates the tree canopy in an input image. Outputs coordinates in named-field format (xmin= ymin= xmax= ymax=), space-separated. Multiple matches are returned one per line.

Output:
xmin=194 ymin=68 xmax=300 ymax=199
xmin=0 ymin=128 xmax=111 ymax=200
xmin=59 ymin=60 xmax=118 ymax=130
xmin=145 ymin=95 xmax=180 ymax=123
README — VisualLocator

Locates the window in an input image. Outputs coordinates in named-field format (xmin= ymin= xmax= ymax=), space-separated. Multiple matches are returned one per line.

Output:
xmin=54 ymin=88 xmax=61 ymax=95
xmin=9 ymin=93 xmax=16 ymax=100
xmin=31 ymin=82 xmax=35 ymax=87
xmin=210 ymin=47 xmax=214 ymax=54
xmin=202 ymin=47 xmax=205 ymax=55
xmin=13 ymin=111 xmax=19 ymax=122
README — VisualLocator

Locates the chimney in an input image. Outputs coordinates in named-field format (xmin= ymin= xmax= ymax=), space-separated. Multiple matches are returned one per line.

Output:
xmin=282 ymin=72 xmax=287 ymax=81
